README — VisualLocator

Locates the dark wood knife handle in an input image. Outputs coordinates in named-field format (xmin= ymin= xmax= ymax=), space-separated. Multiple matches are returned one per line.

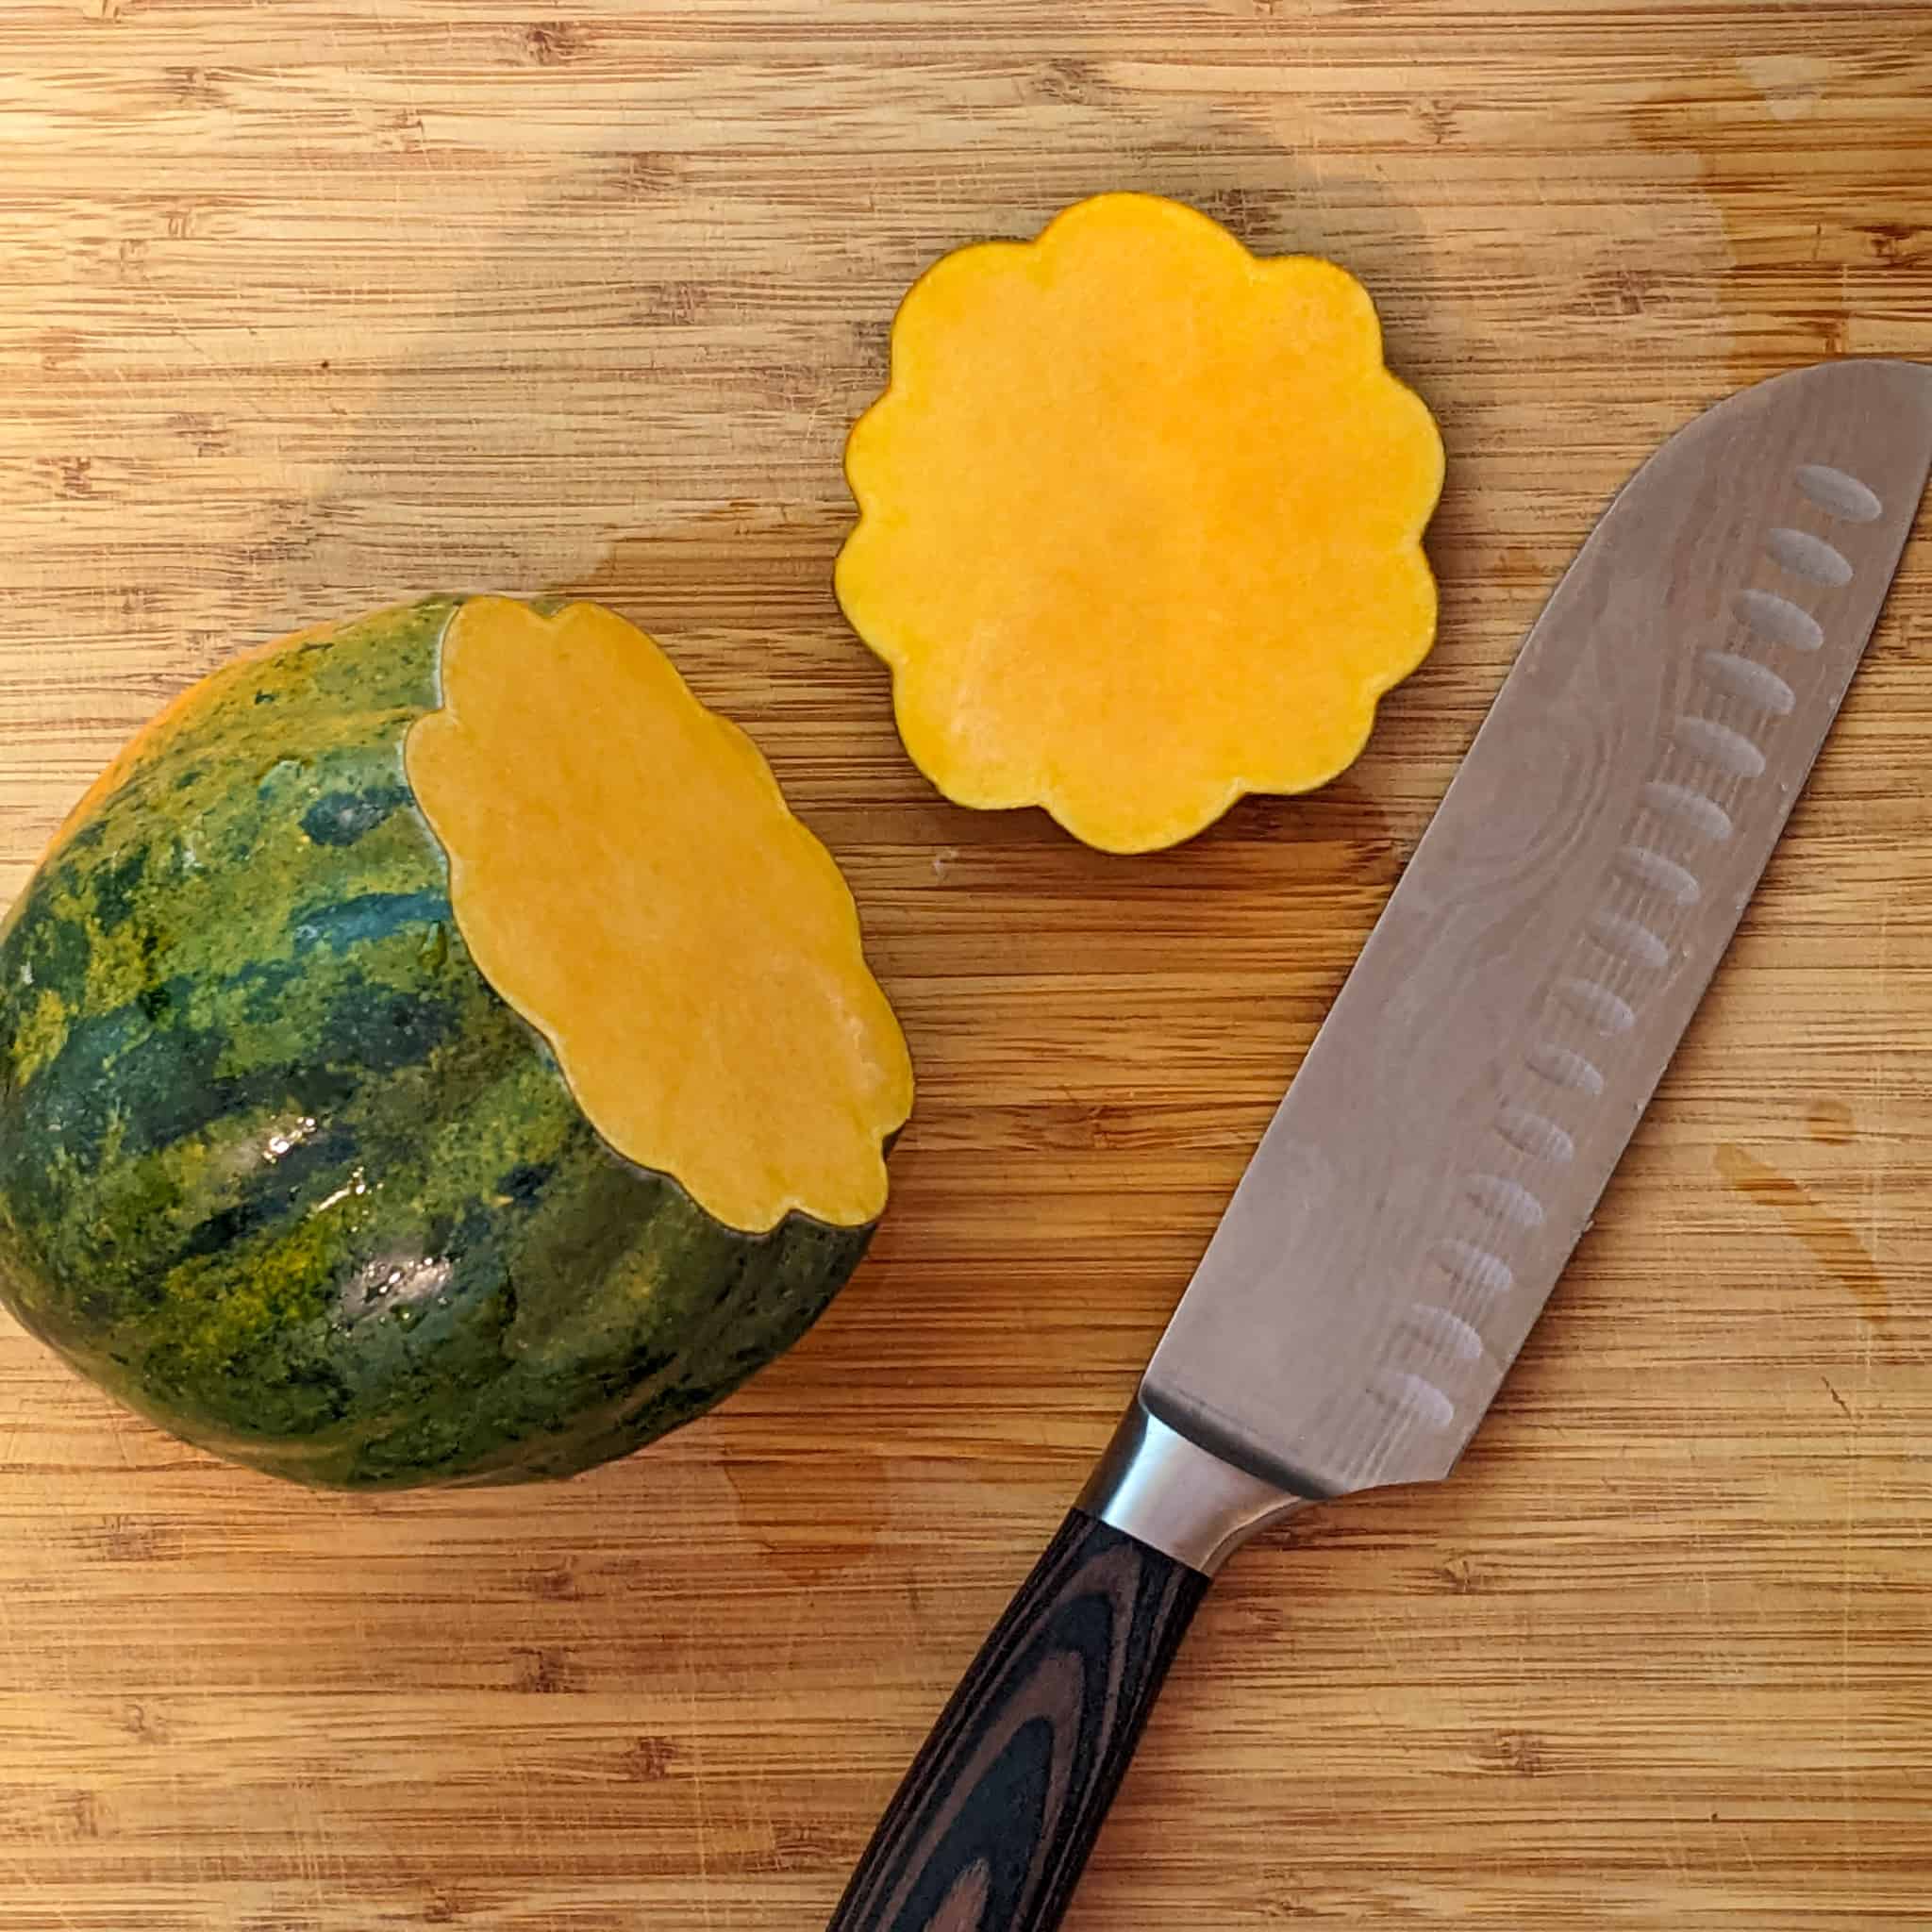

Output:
xmin=826 ymin=1508 xmax=1210 ymax=1932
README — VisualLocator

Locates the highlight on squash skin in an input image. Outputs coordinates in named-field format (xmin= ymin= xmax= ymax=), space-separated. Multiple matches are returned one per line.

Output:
xmin=405 ymin=598 xmax=913 ymax=1236
xmin=835 ymin=192 xmax=1446 ymax=854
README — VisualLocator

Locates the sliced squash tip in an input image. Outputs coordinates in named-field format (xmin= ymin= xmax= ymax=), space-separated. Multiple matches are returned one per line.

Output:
xmin=405 ymin=597 xmax=912 ymax=1234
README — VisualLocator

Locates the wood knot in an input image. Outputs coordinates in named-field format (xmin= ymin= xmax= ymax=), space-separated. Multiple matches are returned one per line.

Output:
xmin=1479 ymin=1728 xmax=1548 ymax=1776
xmin=1868 ymin=221 xmax=1924 ymax=267
xmin=509 ymin=1646 xmax=581 ymax=1694
xmin=641 ymin=280 xmax=705 ymax=326
xmin=1035 ymin=57 xmax=1106 ymax=105
xmin=124 ymin=1700 xmax=168 ymax=1743
xmin=621 ymin=151 xmax=683 ymax=195
xmin=771 ymin=1822 xmax=842 ymax=1867
xmin=1580 ymin=266 xmax=1664 ymax=319
xmin=849 ymin=316 xmax=891 ymax=363
xmin=1196 ymin=185 xmax=1273 ymax=237
xmin=523 ymin=22 xmax=587 ymax=64
xmin=164 ymin=65 xmax=222 ymax=107
xmin=91 ymin=1512 xmax=174 ymax=1561
xmin=621 ymin=1734 xmax=679 ymax=1781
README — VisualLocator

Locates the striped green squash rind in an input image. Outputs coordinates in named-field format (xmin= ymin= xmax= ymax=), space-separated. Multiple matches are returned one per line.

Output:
xmin=0 ymin=598 xmax=873 ymax=1488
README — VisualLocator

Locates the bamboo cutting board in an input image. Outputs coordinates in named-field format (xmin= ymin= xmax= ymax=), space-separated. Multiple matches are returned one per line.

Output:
xmin=3 ymin=5 xmax=1929 ymax=1927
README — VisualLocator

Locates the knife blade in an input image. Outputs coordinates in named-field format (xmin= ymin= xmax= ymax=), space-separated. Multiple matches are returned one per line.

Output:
xmin=826 ymin=358 xmax=1932 ymax=1932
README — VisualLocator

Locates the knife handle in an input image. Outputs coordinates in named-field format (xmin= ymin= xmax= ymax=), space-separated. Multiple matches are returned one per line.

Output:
xmin=825 ymin=1507 xmax=1209 ymax=1932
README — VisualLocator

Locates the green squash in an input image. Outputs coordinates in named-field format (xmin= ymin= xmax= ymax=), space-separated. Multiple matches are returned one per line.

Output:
xmin=0 ymin=597 xmax=907 ymax=1489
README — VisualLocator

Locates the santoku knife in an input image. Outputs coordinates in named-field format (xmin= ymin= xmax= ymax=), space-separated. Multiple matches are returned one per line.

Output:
xmin=826 ymin=358 xmax=1932 ymax=1932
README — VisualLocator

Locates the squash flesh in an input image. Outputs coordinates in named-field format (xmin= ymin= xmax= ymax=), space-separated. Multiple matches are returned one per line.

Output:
xmin=406 ymin=597 xmax=911 ymax=1235
xmin=837 ymin=192 xmax=1445 ymax=853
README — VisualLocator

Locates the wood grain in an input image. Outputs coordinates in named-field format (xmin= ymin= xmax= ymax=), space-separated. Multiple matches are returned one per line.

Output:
xmin=827 ymin=1511 xmax=1208 ymax=1932
xmin=2 ymin=4 xmax=1929 ymax=1929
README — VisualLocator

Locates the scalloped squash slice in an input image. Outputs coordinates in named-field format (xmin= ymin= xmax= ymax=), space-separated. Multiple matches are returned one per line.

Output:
xmin=408 ymin=598 xmax=911 ymax=1238
xmin=837 ymin=192 xmax=1445 ymax=853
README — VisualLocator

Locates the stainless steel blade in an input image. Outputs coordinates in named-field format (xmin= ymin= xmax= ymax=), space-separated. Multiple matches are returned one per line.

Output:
xmin=1138 ymin=358 xmax=1932 ymax=1506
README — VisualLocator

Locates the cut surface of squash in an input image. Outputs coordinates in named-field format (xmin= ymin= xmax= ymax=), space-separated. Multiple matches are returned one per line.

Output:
xmin=836 ymin=192 xmax=1445 ymax=853
xmin=406 ymin=598 xmax=912 ymax=1234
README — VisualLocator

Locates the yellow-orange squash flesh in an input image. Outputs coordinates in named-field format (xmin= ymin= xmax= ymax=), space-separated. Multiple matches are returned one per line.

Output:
xmin=406 ymin=598 xmax=912 ymax=1235
xmin=836 ymin=192 xmax=1446 ymax=854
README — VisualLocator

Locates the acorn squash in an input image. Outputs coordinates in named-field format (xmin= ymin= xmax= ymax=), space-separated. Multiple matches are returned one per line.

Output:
xmin=0 ymin=597 xmax=911 ymax=1488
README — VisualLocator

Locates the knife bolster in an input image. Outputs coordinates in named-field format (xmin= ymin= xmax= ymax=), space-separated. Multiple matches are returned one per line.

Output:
xmin=1076 ymin=1395 xmax=1307 ymax=1575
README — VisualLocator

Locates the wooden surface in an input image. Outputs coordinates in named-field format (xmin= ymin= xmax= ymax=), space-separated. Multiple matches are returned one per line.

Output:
xmin=3 ymin=4 xmax=1930 ymax=1927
